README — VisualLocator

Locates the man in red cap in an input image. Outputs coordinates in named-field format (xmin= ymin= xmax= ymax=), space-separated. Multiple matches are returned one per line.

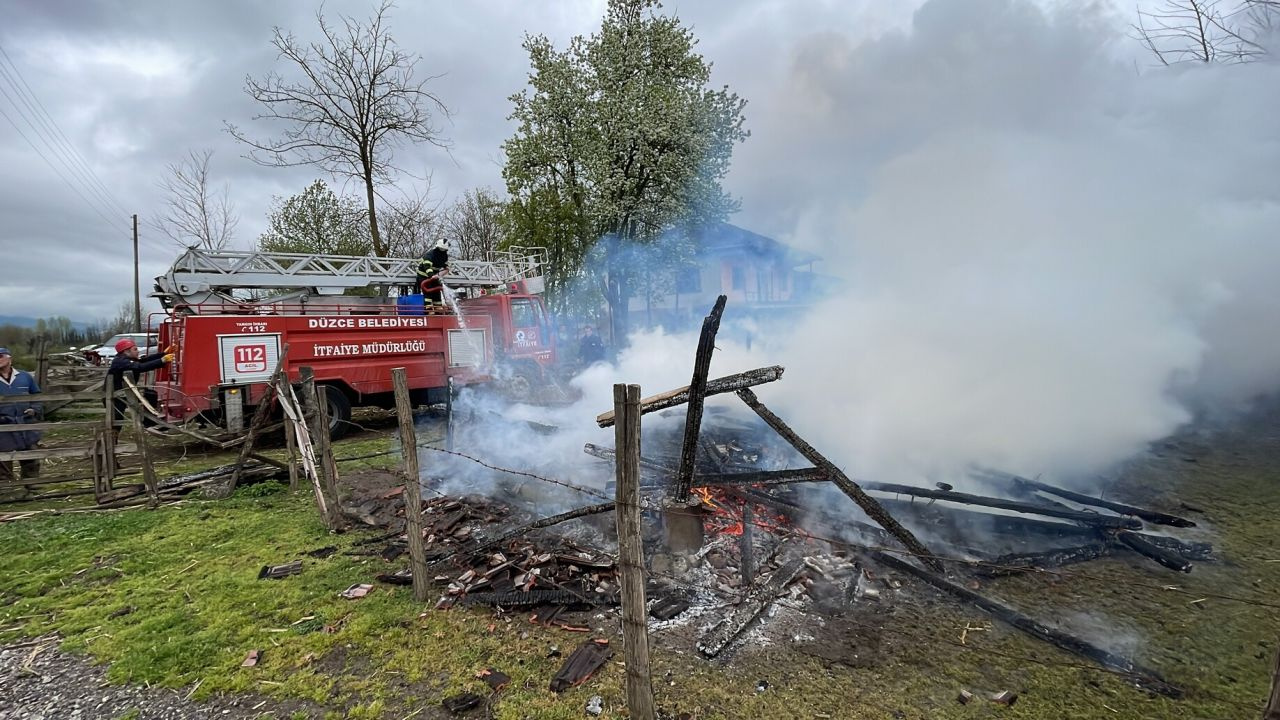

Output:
xmin=106 ymin=338 xmax=175 ymax=446
xmin=0 ymin=346 xmax=42 ymax=489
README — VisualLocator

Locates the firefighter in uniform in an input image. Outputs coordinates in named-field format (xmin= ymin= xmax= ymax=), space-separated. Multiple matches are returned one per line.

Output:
xmin=415 ymin=240 xmax=450 ymax=312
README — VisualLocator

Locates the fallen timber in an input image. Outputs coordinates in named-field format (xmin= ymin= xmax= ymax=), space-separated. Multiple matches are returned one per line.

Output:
xmin=975 ymin=543 xmax=1115 ymax=577
xmin=698 ymin=555 xmax=805 ymax=658
xmin=1116 ymin=531 xmax=1193 ymax=573
xmin=689 ymin=467 xmax=1141 ymax=529
xmin=862 ymin=482 xmax=1142 ymax=530
xmin=595 ymin=365 xmax=785 ymax=428
xmin=425 ymin=502 xmax=616 ymax=573
xmin=872 ymin=551 xmax=1184 ymax=698
xmin=879 ymin=498 xmax=1212 ymax=565
xmin=735 ymin=388 xmax=943 ymax=572
xmin=989 ymin=471 xmax=1197 ymax=528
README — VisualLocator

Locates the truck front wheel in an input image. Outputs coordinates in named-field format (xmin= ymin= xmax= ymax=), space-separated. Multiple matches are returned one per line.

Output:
xmin=322 ymin=385 xmax=353 ymax=439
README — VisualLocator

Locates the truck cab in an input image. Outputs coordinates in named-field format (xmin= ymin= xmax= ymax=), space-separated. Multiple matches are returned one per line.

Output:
xmin=461 ymin=291 xmax=556 ymax=400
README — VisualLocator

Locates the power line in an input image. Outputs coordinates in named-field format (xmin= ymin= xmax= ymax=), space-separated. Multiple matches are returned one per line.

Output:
xmin=0 ymin=41 xmax=133 ymax=220
xmin=0 ymin=102 xmax=129 ymax=235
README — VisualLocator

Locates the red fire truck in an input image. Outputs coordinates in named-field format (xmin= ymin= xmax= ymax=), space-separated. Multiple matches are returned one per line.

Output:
xmin=150 ymin=247 xmax=555 ymax=436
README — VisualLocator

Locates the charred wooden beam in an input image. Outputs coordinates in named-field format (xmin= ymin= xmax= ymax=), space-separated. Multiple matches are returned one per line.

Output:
xmin=1122 ymin=533 xmax=1212 ymax=562
xmin=875 ymin=498 xmax=1101 ymax=541
xmin=698 ymin=556 xmax=804 ymax=658
xmin=735 ymin=388 xmax=943 ymax=572
xmin=1115 ymin=531 xmax=1193 ymax=573
xmin=674 ymin=296 xmax=728 ymax=503
xmin=693 ymin=467 xmax=829 ymax=487
xmin=872 ymin=551 xmax=1183 ymax=698
xmin=425 ymin=502 xmax=616 ymax=573
xmin=596 ymin=364 xmax=784 ymax=428
xmin=861 ymin=482 xmax=1142 ymax=530
xmin=975 ymin=543 xmax=1114 ymax=577
xmin=740 ymin=503 xmax=755 ymax=586
xmin=583 ymin=443 xmax=674 ymax=475
xmin=992 ymin=471 xmax=1196 ymax=528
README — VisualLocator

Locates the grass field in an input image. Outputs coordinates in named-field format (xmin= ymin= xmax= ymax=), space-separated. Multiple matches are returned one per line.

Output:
xmin=2 ymin=403 xmax=1278 ymax=719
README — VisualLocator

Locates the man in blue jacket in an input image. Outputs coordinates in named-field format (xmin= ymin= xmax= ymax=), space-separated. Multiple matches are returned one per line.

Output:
xmin=106 ymin=338 xmax=173 ymax=446
xmin=0 ymin=347 xmax=43 ymax=485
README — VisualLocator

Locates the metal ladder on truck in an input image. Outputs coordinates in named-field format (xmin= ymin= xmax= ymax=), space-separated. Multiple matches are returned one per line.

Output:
xmin=153 ymin=246 xmax=547 ymax=311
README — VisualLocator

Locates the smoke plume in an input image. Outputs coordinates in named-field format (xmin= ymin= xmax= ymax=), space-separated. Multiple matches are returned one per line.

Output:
xmin=692 ymin=0 xmax=1280 ymax=487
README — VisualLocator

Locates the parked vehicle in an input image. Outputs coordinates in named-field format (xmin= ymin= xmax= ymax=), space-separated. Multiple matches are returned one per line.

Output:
xmin=80 ymin=333 xmax=159 ymax=365
xmin=149 ymin=247 xmax=553 ymax=437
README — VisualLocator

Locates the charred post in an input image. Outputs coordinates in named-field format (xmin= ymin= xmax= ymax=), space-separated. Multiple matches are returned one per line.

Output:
xmin=735 ymin=387 xmax=942 ymax=572
xmin=673 ymin=295 xmax=728 ymax=503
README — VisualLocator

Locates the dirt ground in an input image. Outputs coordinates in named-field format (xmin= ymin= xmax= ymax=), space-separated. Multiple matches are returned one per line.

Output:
xmin=2 ymin=396 xmax=1279 ymax=718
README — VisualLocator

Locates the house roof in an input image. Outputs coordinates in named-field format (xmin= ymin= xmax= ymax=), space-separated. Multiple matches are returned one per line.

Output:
xmin=695 ymin=223 xmax=821 ymax=267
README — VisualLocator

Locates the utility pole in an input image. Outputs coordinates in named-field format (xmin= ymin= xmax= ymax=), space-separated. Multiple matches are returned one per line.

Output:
xmin=132 ymin=214 xmax=141 ymax=333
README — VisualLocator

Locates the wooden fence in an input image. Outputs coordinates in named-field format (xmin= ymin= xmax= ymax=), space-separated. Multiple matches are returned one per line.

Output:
xmin=0 ymin=361 xmax=139 ymax=504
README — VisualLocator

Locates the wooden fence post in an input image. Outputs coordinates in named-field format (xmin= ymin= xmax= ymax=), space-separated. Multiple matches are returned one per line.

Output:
xmin=392 ymin=368 xmax=430 ymax=602
xmin=299 ymin=367 xmax=344 ymax=530
xmin=281 ymin=377 xmax=334 ymax=530
xmin=278 ymin=375 xmax=300 ymax=492
xmin=127 ymin=394 xmax=158 ymax=507
xmin=227 ymin=346 xmax=289 ymax=493
xmin=101 ymin=375 xmax=116 ymax=490
xmin=35 ymin=337 xmax=49 ymax=389
xmin=614 ymin=382 xmax=655 ymax=720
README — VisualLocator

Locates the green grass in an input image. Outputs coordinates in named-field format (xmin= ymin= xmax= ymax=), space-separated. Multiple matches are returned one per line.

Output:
xmin=2 ymin=410 xmax=1279 ymax=718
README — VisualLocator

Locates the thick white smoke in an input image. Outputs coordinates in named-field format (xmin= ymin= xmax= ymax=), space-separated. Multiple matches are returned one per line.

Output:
xmin=725 ymin=0 xmax=1280 ymax=485
xmin=453 ymin=0 xmax=1279 ymax=502
xmin=535 ymin=0 xmax=1280 ymax=492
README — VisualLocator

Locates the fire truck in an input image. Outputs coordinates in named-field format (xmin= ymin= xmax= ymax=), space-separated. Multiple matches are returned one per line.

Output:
xmin=149 ymin=246 xmax=555 ymax=436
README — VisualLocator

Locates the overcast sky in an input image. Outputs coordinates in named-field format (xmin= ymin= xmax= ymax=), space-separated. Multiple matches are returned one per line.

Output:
xmin=0 ymin=0 xmax=926 ymax=323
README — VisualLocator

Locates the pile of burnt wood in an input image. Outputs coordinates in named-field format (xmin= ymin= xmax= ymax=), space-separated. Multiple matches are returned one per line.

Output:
xmin=362 ymin=495 xmax=622 ymax=623
xmin=584 ymin=296 xmax=1204 ymax=699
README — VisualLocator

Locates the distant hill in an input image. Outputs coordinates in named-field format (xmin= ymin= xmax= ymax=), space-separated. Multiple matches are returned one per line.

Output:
xmin=0 ymin=315 xmax=91 ymax=329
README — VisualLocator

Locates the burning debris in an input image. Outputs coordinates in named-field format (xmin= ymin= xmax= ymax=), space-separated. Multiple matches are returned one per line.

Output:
xmin=337 ymin=297 xmax=1214 ymax=704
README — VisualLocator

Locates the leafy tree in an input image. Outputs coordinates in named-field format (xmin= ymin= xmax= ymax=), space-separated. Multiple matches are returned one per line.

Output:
xmin=259 ymin=180 xmax=370 ymax=256
xmin=502 ymin=0 xmax=747 ymax=339
xmin=229 ymin=0 xmax=451 ymax=257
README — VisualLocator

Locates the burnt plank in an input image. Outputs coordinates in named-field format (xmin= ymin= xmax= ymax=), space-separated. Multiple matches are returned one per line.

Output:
xmin=596 ymin=365 xmax=785 ymax=428
xmin=872 ymin=550 xmax=1182 ymax=698
xmin=735 ymin=388 xmax=943 ymax=572
xmin=698 ymin=556 xmax=805 ymax=658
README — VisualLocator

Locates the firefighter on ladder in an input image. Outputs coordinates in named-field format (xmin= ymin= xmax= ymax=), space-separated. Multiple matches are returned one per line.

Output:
xmin=416 ymin=239 xmax=450 ymax=313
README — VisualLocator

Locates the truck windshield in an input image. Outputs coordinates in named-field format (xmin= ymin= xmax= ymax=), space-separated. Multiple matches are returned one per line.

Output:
xmin=510 ymin=298 xmax=538 ymax=328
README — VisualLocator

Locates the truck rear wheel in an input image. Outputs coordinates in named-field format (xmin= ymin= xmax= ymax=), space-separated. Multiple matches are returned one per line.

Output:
xmin=322 ymin=385 xmax=353 ymax=439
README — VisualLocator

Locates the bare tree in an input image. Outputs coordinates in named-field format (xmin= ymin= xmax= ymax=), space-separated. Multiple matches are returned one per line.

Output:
xmin=228 ymin=1 xmax=451 ymax=257
xmin=1134 ymin=0 xmax=1274 ymax=63
xmin=445 ymin=188 xmax=504 ymax=260
xmin=152 ymin=149 xmax=238 ymax=250
xmin=379 ymin=184 xmax=445 ymax=258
